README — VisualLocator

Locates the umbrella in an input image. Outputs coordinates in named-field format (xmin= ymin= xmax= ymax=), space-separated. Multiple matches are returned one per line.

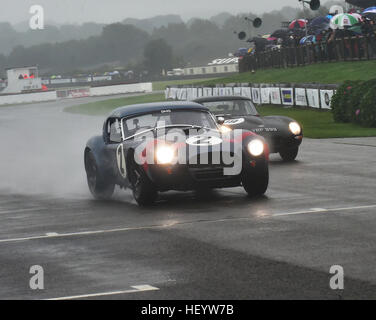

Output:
xmin=299 ymin=35 xmax=316 ymax=45
xmin=289 ymin=19 xmax=307 ymax=29
xmin=350 ymin=13 xmax=363 ymax=22
xmin=348 ymin=25 xmax=362 ymax=35
xmin=309 ymin=16 xmax=330 ymax=34
xmin=262 ymin=34 xmax=271 ymax=39
xmin=267 ymin=36 xmax=277 ymax=41
xmin=363 ymin=7 xmax=376 ymax=20
xmin=310 ymin=16 xmax=330 ymax=27
xmin=363 ymin=7 xmax=376 ymax=14
xmin=330 ymin=13 xmax=360 ymax=30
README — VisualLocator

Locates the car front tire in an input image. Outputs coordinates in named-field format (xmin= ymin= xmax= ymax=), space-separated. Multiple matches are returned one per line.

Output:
xmin=242 ymin=165 xmax=269 ymax=197
xmin=85 ymin=150 xmax=115 ymax=200
xmin=128 ymin=159 xmax=158 ymax=206
xmin=279 ymin=146 xmax=299 ymax=162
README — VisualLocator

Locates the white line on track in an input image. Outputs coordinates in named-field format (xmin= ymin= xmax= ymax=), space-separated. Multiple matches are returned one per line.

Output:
xmin=46 ymin=285 xmax=159 ymax=300
xmin=273 ymin=204 xmax=376 ymax=217
xmin=0 ymin=208 xmax=47 ymax=215
xmin=0 ymin=204 xmax=375 ymax=244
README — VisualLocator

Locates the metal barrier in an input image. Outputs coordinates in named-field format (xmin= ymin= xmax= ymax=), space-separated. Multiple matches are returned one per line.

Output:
xmin=239 ymin=34 xmax=376 ymax=72
xmin=166 ymin=82 xmax=339 ymax=110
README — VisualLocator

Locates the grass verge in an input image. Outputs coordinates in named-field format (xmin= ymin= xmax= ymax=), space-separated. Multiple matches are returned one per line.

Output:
xmin=65 ymin=94 xmax=376 ymax=139
xmin=260 ymin=105 xmax=376 ymax=139
xmin=197 ymin=60 xmax=376 ymax=85
xmin=65 ymin=93 xmax=165 ymax=116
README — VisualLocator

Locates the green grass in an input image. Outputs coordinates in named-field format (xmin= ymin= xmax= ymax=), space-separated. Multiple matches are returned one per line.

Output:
xmin=152 ymin=77 xmax=220 ymax=91
xmin=65 ymin=92 xmax=376 ymax=139
xmin=65 ymin=93 xmax=166 ymax=116
xmin=197 ymin=60 xmax=376 ymax=85
xmin=258 ymin=105 xmax=376 ymax=139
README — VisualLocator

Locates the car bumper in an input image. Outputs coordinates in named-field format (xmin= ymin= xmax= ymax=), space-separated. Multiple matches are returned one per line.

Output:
xmin=267 ymin=134 xmax=303 ymax=153
xmin=144 ymin=155 xmax=268 ymax=192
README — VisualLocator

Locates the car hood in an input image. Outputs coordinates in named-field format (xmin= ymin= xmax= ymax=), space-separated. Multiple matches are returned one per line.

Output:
xmin=222 ymin=115 xmax=295 ymax=136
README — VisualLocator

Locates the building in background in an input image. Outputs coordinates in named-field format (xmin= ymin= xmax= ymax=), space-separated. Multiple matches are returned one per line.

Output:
xmin=1 ymin=66 xmax=42 ymax=94
xmin=182 ymin=57 xmax=239 ymax=77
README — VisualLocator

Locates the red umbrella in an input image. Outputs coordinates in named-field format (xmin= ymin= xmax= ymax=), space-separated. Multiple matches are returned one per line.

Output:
xmin=289 ymin=19 xmax=307 ymax=29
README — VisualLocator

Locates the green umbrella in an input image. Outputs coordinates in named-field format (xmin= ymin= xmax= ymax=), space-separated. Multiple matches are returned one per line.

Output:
xmin=330 ymin=13 xmax=360 ymax=29
xmin=348 ymin=25 xmax=362 ymax=35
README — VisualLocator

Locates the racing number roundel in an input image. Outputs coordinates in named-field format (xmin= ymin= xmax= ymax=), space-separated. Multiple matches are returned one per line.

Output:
xmin=116 ymin=144 xmax=127 ymax=179
xmin=186 ymin=136 xmax=223 ymax=146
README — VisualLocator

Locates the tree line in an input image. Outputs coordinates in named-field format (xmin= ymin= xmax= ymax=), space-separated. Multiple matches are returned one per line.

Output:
xmin=0 ymin=3 xmax=340 ymax=77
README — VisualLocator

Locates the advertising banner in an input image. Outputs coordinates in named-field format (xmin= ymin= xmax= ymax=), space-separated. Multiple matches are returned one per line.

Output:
xmin=233 ymin=87 xmax=242 ymax=96
xmin=270 ymin=87 xmax=281 ymax=105
xmin=241 ymin=87 xmax=252 ymax=98
xmin=203 ymin=87 xmax=212 ymax=97
xmin=281 ymin=88 xmax=294 ymax=106
xmin=295 ymin=88 xmax=307 ymax=106
xmin=320 ymin=90 xmax=334 ymax=109
xmin=225 ymin=87 xmax=233 ymax=96
xmin=261 ymin=87 xmax=271 ymax=104
xmin=252 ymin=87 xmax=261 ymax=104
xmin=176 ymin=88 xmax=186 ymax=100
xmin=307 ymin=89 xmax=320 ymax=108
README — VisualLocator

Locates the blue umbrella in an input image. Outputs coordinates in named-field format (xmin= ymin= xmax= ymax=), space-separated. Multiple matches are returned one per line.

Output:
xmin=363 ymin=7 xmax=376 ymax=14
xmin=309 ymin=16 xmax=330 ymax=34
xmin=299 ymin=35 xmax=316 ymax=45
xmin=310 ymin=16 xmax=330 ymax=27
xmin=363 ymin=7 xmax=376 ymax=20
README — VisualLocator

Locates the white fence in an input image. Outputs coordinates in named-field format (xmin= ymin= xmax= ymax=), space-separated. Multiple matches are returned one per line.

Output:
xmin=0 ymin=82 xmax=153 ymax=106
xmin=0 ymin=91 xmax=57 ymax=106
xmin=165 ymin=84 xmax=338 ymax=110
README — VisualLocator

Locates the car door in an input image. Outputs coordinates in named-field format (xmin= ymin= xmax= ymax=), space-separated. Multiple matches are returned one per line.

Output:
xmin=103 ymin=117 xmax=129 ymax=186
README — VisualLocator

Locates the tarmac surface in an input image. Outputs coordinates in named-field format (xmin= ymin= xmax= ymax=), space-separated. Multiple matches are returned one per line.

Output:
xmin=0 ymin=95 xmax=375 ymax=300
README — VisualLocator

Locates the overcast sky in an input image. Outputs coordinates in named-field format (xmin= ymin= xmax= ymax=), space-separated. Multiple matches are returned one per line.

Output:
xmin=0 ymin=0 xmax=308 ymax=25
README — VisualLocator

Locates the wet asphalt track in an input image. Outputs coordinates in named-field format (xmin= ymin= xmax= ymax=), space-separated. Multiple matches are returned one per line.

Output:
xmin=0 ymin=95 xmax=376 ymax=300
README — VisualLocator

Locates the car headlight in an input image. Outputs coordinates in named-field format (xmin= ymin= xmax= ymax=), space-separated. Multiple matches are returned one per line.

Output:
xmin=219 ymin=125 xmax=232 ymax=133
xmin=248 ymin=139 xmax=264 ymax=157
xmin=156 ymin=145 xmax=175 ymax=164
xmin=289 ymin=122 xmax=301 ymax=135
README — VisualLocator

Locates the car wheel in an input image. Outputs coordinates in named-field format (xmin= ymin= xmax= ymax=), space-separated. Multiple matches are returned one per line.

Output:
xmin=242 ymin=165 xmax=269 ymax=197
xmin=279 ymin=147 xmax=299 ymax=162
xmin=128 ymin=159 xmax=158 ymax=206
xmin=85 ymin=150 xmax=115 ymax=200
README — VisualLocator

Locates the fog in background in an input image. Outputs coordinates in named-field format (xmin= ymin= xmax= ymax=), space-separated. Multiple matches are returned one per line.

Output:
xmin=0 ymin=98 xmax=103 ymax=198
xmin=1 ymin=0 xmax=316 ymax=25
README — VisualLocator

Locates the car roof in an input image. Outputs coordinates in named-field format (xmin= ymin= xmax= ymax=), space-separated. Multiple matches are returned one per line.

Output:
xmin=109 ymin=101 xmax=209 ymax=119
xmin=194 ymin=96 xmax=252 ymax=103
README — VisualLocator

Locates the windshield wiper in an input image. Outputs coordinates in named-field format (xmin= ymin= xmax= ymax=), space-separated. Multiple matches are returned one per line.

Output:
xmin=155 ymin=124 xmax=216 ymax=131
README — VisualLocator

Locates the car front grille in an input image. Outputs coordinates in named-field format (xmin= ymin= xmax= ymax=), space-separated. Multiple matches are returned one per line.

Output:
xmin=188 ymin=166 xmax=235 ymax=182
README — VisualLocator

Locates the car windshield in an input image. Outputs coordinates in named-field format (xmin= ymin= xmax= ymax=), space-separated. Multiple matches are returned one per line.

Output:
xmin=122 ymin=110 xmax=217 ymax=139
xmin=201 ymin=100 xmax=258 ymax=117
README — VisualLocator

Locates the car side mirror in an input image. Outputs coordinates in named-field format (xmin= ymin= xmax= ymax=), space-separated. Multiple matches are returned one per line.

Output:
xmin=217 ymin=117 xmax=225 ymax=125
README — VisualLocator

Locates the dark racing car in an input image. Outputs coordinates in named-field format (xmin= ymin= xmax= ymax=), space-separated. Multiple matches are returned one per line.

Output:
xmin=194 ymin=96 xmax=303 ymax=161
xmin=84 ymin=101 xmax=269 ymax=206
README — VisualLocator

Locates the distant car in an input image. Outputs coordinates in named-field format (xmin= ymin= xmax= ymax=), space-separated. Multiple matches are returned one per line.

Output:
xmin=84 ymin=101 xmax=269 ymax=206
xmin=194 ymin=96 xmax=303 ymax=161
